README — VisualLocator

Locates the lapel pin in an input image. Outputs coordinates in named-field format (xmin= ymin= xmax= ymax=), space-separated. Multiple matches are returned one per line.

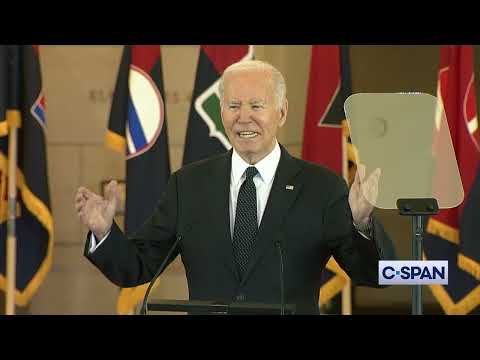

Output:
xmin=286 ymin=185 xmax=294 ymax=190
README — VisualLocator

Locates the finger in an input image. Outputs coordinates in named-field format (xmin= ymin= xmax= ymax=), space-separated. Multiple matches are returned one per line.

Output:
xmin=365 ymin=167 xmax=381 ymax=190
xmin=78 ymin=187 xmax=94 ymax=200
xmin=365 ymin=171 xmax=376 ymax=186
xmin=75 ymin=201 xmax=84 ymax=213
xmin=79 ymin=208 xmax=90 ymax=224
xmin=75 ymin=196 xmax=87 ymax=209
xmin=79 ymin=212 xmax=87 ymax=225
xmin=357 ymin=163 xmax=366 ymax=183
xmin=104 ymin=180 xmax=118 ymax=203
xmin=75 ymin=190 xmax=84 ymax=202
xmin=364 ymin=173 xmax=380 ymax=204
xmin=353 ymin=166 xmax=360 ymax=188
xmin=362 ymin=178 xmax=374 ymax=196
xmin=352 ymin=165 xmax=363 ymax=192
xmin=354 ymin=164 xmax=367 ymax=198
xmin=75 ymin=192 xmax=86 ymax=204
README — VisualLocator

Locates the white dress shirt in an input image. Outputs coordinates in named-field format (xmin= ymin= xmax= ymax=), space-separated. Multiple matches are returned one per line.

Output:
xmin=229 ymin=141 xmax=281 ymax=237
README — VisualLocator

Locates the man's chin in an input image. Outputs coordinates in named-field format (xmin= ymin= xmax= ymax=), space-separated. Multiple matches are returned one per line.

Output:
xmin=234 ymin=147 xmax=271 ymax=165
xmin=234 ymin=144 xmax=258 ymax=156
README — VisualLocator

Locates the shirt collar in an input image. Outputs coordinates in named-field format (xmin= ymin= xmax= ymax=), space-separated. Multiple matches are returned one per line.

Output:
xmin=231 ymin=141 xmax=281 ymax=187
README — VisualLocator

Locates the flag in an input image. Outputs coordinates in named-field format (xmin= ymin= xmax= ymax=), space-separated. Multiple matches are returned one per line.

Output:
xmin=0 ymin=45 xmax=54 ymax=306
xmin=105 ymin=45 xmax=171 ymax=315
xmin=424 ymin=45 xmax=480 ymax=314
xmin=302 ymin=45 xmax=355 ymax=308
xmin=459 ymin=168 xmax=480 ymax=280
xmin=182 ymin=45 xmax=254 ymax=165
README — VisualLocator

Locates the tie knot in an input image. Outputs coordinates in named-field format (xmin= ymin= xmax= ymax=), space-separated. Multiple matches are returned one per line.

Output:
xmin=245 ymin=166 xmax=258 ymax=180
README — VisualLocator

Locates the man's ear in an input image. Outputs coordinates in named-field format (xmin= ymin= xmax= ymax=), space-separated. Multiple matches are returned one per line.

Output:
xmin=279 ymin=99 xmax=288 ymax=127
xmin=220 ymin=103 xmax=225 ymax=123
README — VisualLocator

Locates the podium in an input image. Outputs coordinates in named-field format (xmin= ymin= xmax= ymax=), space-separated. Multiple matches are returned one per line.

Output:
xmin=146 ymin=299 xmax=296 ymax=315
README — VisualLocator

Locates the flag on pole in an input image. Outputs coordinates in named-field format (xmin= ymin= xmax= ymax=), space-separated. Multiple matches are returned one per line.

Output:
xmin=424 ymin=45 xmax=480 ymax=314
xmin=0 ymin=45 xmax=54 ymax=306
xmin=302 ymin=45 xmax=355 ymax=309
xmin=182 ymin=45 xmax=254 ymax=165
xmin=105 ymin=45 xmax=171 ymax=315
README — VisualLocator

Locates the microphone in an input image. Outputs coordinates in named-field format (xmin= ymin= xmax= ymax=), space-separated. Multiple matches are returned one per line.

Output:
xmin=139 ymin=226 xmax=190 ymax=315
xmin=275 ymin=234 xmax=286 ymax=316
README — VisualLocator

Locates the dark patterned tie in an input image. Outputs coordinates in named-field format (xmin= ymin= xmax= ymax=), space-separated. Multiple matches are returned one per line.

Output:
xmin=232 ymin=166 xmax=259 ymax=280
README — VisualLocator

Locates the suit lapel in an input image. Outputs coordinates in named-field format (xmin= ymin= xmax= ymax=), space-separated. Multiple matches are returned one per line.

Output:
xmin=240 ymin=145 xmax=303 ymax=286
xmin=206 ymin=150 xmax=240 ymax=281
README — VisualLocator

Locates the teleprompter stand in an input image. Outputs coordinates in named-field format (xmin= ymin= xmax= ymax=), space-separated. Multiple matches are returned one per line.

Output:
xmin=397 ymin=198 xmax=439 ymax=315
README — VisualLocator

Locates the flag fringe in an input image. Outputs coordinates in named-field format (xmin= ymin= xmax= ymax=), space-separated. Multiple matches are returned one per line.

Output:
xmin=117 ymin=281 xmax=161 ymax=315
xmin=0 ymin=152 xmax=54 ymax=306
xmin=426 ymin=218 xmax=459 ymax=245
xmin=458 ymin=253 xmax=480 ymax=280
xmin=428 ymin=283 xmax=480 ymax=315
xmin=105 ymin=130 xmax=126 ymax=154
xmin=319 ymin=257 xmax=350 ymax=306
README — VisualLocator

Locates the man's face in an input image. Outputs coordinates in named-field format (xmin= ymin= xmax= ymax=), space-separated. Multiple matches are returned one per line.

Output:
xmin=221 ymin=68 xmax=288 ymax=164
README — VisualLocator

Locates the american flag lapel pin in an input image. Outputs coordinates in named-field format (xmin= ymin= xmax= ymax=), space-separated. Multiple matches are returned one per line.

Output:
xmin=286 ymin=185 xmax=294 ymax=190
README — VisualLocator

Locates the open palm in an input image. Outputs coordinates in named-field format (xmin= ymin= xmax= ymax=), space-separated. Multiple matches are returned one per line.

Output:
xmin=75 ymin=180 xmax=118 ymax=239
xmin=348 ymin=164 xmax=381 ymax=227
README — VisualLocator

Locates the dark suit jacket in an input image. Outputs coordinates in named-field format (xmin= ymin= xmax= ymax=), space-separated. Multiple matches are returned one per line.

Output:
xmin=84 ymin=145 xmax=396 ymax=314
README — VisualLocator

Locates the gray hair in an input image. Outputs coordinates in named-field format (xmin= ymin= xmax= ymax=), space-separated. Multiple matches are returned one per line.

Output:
xmin=218 ymin=60 xmax=287 ymax=111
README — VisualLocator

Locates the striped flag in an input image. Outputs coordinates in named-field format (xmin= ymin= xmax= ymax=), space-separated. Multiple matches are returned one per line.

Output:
xmin=105 ymin=45 xmax=171 ymax=314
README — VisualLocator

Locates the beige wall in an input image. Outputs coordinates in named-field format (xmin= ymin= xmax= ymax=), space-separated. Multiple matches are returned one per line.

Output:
xmin=25 ymin=45 xmax=451 ymax=314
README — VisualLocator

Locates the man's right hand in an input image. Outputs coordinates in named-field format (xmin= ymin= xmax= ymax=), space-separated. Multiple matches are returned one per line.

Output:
xmin=75 ymin=180 xmax=118 ymax=240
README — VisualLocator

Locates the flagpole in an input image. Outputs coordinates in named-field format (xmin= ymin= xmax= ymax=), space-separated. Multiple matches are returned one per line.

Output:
xmin=341 ymin=121 xmax=352 ymax=315
xmin=5 ymin=113 xmax=19 ymax=315
xmin=341 ymin=279 xmax=352 ymax=315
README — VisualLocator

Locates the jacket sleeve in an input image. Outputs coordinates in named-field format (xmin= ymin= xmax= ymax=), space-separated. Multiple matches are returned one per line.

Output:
xmin=83 ymin=172 xmax=179 ymax=288
xmin=324 ymin=180 xmax=396 ymax=287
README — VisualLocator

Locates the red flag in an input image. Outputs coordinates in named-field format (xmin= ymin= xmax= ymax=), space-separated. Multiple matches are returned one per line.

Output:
xmin=302 ymin=45 xmax=353 ymax=308
xmin=302 ymin=45 xmax=344 ymax=174
xmin=428 ymin=46 xmax=479 ymax=245
xmin=425 ymin=45 xmax=480 ymax=314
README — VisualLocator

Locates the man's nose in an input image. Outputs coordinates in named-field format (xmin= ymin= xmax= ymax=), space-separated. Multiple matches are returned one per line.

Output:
xmin=238 ymin=105 xmax=252 ymax=123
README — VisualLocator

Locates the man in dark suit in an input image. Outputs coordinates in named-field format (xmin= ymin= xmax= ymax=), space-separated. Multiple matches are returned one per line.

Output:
xmin=75 ymin=60 xmax=395 ymax=314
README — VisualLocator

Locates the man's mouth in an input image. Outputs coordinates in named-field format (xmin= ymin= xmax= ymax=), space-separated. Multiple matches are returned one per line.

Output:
xmin=237 ymin=131 xmax=259 ymax=139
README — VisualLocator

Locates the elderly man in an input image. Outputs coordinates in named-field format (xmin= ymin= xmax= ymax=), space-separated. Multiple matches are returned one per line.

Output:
xmin=75 ymin=60 xmax=395 ymax=314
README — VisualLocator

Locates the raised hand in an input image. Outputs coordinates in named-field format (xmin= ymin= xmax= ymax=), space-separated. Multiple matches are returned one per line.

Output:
xmin=348 ymin=164 xmax=381 ymax=227
xmin=75 ymin=180 xmax=118 ymax=239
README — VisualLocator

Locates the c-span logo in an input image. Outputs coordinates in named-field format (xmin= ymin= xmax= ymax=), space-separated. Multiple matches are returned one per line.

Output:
xmin=126 ymin=65 xmax=164 ymax=159
xmin=379 ymin=261 xmax=448 ymax=285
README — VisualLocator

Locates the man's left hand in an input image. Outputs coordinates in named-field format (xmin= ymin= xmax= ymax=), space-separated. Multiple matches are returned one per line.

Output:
xmin=348 ymin=164 xmax=381 ymax=227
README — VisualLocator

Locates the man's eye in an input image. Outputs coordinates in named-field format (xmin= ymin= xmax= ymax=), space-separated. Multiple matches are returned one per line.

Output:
xmin=252 ymin=105 xmax=263 ymax=110
xmin=229 ymin=105 xmax=239 ymax=110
